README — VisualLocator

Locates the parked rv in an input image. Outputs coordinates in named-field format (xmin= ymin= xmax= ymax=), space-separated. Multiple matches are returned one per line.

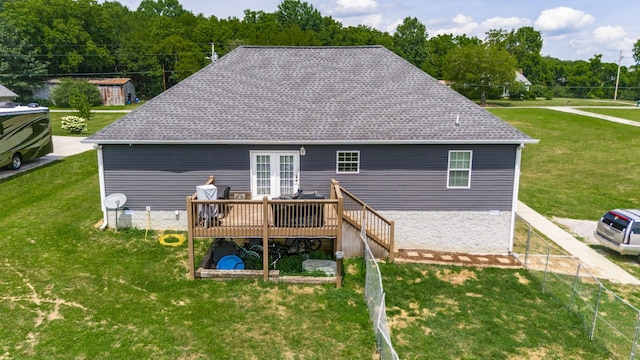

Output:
xmin=0 ymin=103 xmax=53 ymax=169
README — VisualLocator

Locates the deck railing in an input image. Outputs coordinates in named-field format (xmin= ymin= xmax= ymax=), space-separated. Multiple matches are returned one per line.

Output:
xmin=187 ymin=197 xmax=341 ymax=239
xmin=334 ymin=181 xmax=394 ymax=262
xmin=187 ymin=178 xmax=394 ymax=281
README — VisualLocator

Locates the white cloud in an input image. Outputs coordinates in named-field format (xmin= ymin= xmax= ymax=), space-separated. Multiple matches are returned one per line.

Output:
xmin=384 ymin=18 xmax=404 ymax=33
xmin=336 ymin=0 xmax=378 ymax=11
xmin=482 ymin=16 xmax=531 ymax=29
xmin=453 ymin=14 xmax=473 ymax=25
xmin=432 ymin=14 xmax=479 ymax=36
xmin=360 ymin=14 xmax=384 ymax=29
xmin=534 ymin=7 xmax=595 ymax=33
xmin=593 ymin=25 xmax=625 ymax=43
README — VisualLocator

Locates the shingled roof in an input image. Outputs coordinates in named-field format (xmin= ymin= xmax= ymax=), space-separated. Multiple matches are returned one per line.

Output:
xmin=0 ymin=84 xmax=18 ymax=100
xmin=85 ymin=46 xmax=536 ymax=145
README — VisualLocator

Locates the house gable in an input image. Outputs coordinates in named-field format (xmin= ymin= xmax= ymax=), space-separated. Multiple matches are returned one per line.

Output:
xmin=85 ymin=46 xmax=535 ymax=146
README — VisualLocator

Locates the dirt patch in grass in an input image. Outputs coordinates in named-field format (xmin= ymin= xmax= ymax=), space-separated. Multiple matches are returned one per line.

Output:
xmin=435 ymin=268 xmax=477 ymax=285
xmin=514 ymin=272 xmax=530 ymax=284
xmin=388 ymin=303 xmax=435 ymax=331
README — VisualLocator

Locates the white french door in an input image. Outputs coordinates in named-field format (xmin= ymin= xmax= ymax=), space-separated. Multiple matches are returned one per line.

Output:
xmin=251 ymin=151 xmax=300 ymax=199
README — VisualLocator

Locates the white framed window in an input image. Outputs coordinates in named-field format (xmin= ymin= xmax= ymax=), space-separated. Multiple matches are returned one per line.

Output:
xmin=336 ymin=151 xmax=360 ymax=174
xmin=447 ymin=150 xmax=472 ymax=188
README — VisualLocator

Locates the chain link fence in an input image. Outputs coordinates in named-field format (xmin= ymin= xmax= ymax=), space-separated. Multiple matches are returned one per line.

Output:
xmin=513 ymin=215 xmax=640 ymax=359
xmin=362 ymin=224 xmax=400 ymax=360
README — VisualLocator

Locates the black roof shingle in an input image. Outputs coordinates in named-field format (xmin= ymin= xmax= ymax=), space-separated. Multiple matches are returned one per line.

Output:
xmin=85 ymin=46 xmax=536 ymax=145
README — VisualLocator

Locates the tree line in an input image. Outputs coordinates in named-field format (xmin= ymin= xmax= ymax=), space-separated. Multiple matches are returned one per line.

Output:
xmin=1 ymin=0 xmax=640 ymax=103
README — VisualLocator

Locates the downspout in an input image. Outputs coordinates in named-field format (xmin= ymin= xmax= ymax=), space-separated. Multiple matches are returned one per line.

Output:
xmin=95 ymin=144 xmax=108 ymax=230
xmin=508 ymin=144 xmax=524 ymax=253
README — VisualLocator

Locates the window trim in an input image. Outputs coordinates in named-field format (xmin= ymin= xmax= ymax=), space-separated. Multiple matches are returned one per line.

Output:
xmin=447 ymin=150 xmax=472 ymax=189
xmin=336 ymin=150 xmax=360 ymax=174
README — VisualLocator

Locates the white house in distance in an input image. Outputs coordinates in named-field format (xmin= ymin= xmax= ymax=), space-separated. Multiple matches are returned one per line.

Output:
xmin=0 ymin=84 xmax=18 ymax=103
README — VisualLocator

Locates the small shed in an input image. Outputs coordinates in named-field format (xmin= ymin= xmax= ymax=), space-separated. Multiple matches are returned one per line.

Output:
xmin=0 ymin=84 xmax=18 ymax=103
xmin=90 ymin=78 xmax=136 ymax=106
xmin=33 ymin=78 xmax=136 ymax=106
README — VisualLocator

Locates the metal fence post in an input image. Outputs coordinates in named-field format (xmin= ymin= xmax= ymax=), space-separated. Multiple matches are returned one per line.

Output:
xmin=542 ymin=245 xmax=551 ymax=292
xmin=631 ymin=311 xmax=640 ymax=360
xmin=590 ymin=284 xmax=604 ymax=340
xmin=569 ymin=263 xmax=581 ymax=311
xmin=524 ymin=225 xmax=531 ymax=270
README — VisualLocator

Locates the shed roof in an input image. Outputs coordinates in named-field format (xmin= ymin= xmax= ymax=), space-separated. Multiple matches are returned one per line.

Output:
xmin=0 ymin=84 xmax=18 ymax=99
xmin=47 ymin=78 xmax=132 ymax=86
xmin=86 ymin=46 xmax=536 ymax=145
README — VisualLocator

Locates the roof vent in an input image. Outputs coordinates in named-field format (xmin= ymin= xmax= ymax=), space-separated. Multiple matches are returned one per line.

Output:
xmin=455 ymin=114 xmax=460 ymax=127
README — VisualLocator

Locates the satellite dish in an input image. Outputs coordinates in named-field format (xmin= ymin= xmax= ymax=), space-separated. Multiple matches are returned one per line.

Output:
xmin=105 ymin=193 xmax=127 ymax=209
xmin=104 ymin=193 xmax=127 ymax=231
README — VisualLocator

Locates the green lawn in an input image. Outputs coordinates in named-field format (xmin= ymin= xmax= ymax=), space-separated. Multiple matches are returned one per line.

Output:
xmin=0 ymin=152 xmax=376 ymax=359
xmin=381 ymin=263 xmax=610 ymax=359
xmin=581 ymin=108 xmax=640 ymax=122
xmin=489 ymin=108 xmax=640 ymax=220
xmin=491 ymin=107 xmax=640 ymax=307
xmin=4 ymin=102 xmax=634 ymax=358
xmin=483 ymin=98 xmax=636 ymax=107
xmin=0 ymin=149 xmax=614 ymax=358
xmin=50 ymin=111 xmax=125 ymax=136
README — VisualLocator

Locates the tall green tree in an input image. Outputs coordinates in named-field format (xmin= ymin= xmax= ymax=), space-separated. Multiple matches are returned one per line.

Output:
xmin=633 ymin=38 xmax=640 ymax=65
xmin=276 ymin=0 xmax=323 ymax=32
xmin=425 ymin=34 xmax=457 ymax=78
xmin=485 ymin=26 xmax=547 ymax=84
xmin=137 ymin=0 xmax=186 ymax=18
xmin=0 ymin=16 xmax=48 ymax=96
xmin=393 ymin=17 xmax=429 ymax=70
xmin=443 ymin=44 xmax=517 ymax=106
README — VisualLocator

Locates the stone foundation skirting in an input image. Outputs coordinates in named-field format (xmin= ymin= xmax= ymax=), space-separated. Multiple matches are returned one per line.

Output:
xmin=378 ymin=210 xmax=513 ymax=254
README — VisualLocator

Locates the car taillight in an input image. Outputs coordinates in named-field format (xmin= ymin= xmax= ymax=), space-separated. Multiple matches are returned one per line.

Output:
xmin=611 ymin=212 xmax=630 ymax=222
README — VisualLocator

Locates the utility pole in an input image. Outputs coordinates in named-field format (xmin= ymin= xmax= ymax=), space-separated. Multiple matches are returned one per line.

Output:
xmin=614 ymin=49 xmax=622 ymax=100
xmin=206 ymin=43 xmax=218 ymax=62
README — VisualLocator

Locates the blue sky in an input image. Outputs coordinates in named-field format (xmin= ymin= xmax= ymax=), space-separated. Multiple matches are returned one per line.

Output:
xmin=115 ymin=0 xmax=639 ymax=66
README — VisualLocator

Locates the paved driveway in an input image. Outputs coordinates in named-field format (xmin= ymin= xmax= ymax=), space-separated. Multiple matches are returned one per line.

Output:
xmin=0 ymin=136 xmax=93 ymax=180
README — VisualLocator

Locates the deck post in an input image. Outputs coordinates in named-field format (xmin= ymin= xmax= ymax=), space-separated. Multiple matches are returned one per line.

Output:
xmin=187 ymin=196 xmax=195 ymax=280
xmin=330 ymin=179 xmax=338 ymax=199
xmin=336 ymin=196 xmax=343 ymax=288
xmin=388 ymin=220 xmax=395 ymax=263
xmin=262 ymin=196 xmax=269 ymax=282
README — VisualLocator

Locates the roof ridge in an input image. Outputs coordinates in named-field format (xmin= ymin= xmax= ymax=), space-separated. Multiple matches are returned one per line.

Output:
xmin=236 ymin=45 xmax=384 ymax=49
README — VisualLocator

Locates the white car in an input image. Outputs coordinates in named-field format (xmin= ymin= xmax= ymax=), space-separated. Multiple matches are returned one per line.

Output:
xmin=594 ymin=209 xmax=640 ymax=256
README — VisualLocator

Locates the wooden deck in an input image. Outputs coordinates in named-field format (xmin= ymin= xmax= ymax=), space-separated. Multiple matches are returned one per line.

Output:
xmin=189 ymin=200 xmax=340 ymax=239
xmin=186 ymin=179 xmax=395 ymax=284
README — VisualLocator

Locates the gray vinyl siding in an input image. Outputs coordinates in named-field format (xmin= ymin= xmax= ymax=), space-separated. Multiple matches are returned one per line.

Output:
xmin=299 ymin=144 xmax=517 ymax=211
xmin=102 ymin=143 xmax=517 ymax=212
xmin=102 ymin=144 xmax=299 ymax=210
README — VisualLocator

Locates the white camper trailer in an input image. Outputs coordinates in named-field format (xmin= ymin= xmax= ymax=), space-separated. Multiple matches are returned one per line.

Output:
xmin=0 ymin=103 xmax=53 ymax=169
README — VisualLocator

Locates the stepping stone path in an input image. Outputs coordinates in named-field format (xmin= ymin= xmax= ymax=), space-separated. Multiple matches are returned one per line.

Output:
xmin=395 ymin=249 xmax=521 ymax=268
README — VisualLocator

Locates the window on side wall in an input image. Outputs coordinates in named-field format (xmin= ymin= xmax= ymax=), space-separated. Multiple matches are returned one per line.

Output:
xmin=336 ymin=151 xmax=360 ymax=174
xmin=447 ymin=150 xmax=472 ymax=188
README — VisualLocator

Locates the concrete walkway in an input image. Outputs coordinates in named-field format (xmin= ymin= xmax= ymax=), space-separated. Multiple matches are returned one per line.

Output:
xmin=517 ymin=201 xmax=640 ymax=285
xmin=547 ymin=106 xmax=640 ymax=127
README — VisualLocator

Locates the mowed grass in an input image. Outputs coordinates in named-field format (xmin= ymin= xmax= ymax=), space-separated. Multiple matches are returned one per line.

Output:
xmin=50 ymin=111 xmax=125 ymax=136
xmin=484 ymin=98 xmax=636 ymax=107
xmin=0 ymin=152 xmax=376 ymax=359
xmin=581 ymin=108 xmax=640 ymax=122
xmin=1 ymin=147 xmax=615 ymax=359
xmin=381 ymin=263 xmax=610 ymax=359
xmin=489 ymin=108 xmax=640 ymax=220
